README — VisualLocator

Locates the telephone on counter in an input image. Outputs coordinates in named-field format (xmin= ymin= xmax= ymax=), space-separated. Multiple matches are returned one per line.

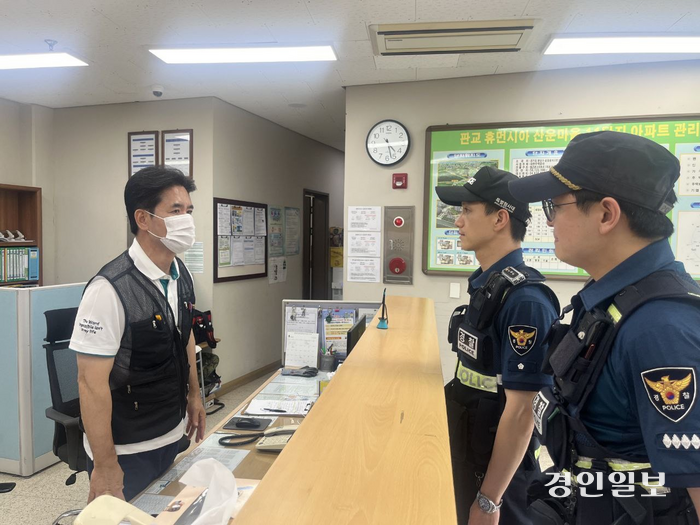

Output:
xmin=255 ymin=424 xmax=300 ymax=452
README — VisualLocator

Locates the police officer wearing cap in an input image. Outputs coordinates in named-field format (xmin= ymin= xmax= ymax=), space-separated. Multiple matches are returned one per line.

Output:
xmin=437 ymin=166 xmax=559 ymax=525
xmin=510 ymin=131 xmax=700 ymax=524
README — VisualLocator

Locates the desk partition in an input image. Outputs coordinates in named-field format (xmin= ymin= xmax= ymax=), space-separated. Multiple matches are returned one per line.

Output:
xmin=280 ymin=299 xmax=382 ymax=363
xmin=0 ymin=283 xmax=85 ymax=475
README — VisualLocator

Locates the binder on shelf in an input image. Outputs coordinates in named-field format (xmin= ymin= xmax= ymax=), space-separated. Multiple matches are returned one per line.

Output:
xmin=0 ymin=247 xmax=39 ymax=284
xmin=28 ymin=247 xmax=39 ymax=281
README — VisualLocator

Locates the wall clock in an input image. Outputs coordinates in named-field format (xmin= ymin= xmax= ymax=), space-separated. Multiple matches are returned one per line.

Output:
xmin=366 ymin=120 xmax=410 ymax=166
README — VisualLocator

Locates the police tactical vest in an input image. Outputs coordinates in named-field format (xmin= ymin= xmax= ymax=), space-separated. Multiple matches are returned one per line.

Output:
xmin=534 ymin=270 xmax=700 ymax=470
xmin=86 ymin=251 xmax=195 ymax=445
xmin=448 ymin=266 xmax=560 ymax=396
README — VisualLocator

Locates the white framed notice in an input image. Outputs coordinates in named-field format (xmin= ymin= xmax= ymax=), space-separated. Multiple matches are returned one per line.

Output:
xmin=128 ymin=131 xmax=159 ymax=177
xmin=162 ymin=129 xmax=193 ymax=178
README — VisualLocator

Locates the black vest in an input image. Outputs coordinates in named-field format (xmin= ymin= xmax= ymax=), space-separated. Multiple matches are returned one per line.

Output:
xmin=87 ymin=251 xmax=195 ymax=445
xmin=449 ymin=265 xmax=559 ymax=394
xmin=534 ymin=270 xmax=700 ymax=470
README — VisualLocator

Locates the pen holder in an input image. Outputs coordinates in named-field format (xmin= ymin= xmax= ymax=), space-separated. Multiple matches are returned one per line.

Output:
xmin=320 ymin=354 xmax=335 ymax=372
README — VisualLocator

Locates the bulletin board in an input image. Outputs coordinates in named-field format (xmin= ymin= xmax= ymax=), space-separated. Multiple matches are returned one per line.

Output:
xmin=214 ymin=197 xmax=268 ymax=283
xmin=423 ymin=116 xmax=700 ymax=280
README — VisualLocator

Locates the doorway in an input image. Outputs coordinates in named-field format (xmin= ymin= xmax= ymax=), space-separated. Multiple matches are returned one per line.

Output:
xmin=302 ymin=189 xmax=330 ymax=300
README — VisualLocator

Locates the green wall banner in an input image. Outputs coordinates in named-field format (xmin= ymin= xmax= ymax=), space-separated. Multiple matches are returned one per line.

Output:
xmin=423 ymin=118 xmax=700 ymax=279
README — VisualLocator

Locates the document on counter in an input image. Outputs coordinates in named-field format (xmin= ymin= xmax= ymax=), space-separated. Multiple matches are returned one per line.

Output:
xmin=172 ymin=440 xmax=249 ymax=474
xmin=261 ymin=381 xmax=319 ymax=397
xmin=244 ymin=399 xmax=312 ymax=416
xmin=133 ymin=494 xmax=173 ymax=516
xmin=285 ymin=331 xmax=319 ymax=368
xmin=272 ymin=374 xmax=326 ymax=385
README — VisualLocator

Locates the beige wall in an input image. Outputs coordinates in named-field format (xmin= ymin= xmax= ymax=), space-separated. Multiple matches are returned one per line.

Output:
xmin=211 ymin=98 xmax=345 ymax=380
xmin=0 ymin=100 xmax=56 ymax=283
xmin=38 ymin=96 xmax=343 ymax=384
xmin=52 ymin=98 xmax=215 ymax=308
xmin=0 ymin=98 xmax=23 ymax=186
xmin=344 ymin=59 xmax=700 ymax=381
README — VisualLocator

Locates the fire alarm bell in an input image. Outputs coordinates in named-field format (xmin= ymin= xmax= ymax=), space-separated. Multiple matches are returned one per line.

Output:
xmin=392 ymin=173 xmax=407 ymax=189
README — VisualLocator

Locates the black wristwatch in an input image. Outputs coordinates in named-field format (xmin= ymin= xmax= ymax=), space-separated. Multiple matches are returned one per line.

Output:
xmin=476 ymin=490 xmax=503 ymax=514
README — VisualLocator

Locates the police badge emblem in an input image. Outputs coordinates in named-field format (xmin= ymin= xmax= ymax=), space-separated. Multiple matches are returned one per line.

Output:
xmin=641 ymin=367 xmax=696 ymax=423
xmin=508 ymin=325 xmax=537 ymax=356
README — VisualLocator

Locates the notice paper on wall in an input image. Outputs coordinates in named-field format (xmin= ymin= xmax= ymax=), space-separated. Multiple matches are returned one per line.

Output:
xmin=347 ymin=257 xmax=380 ymax=283
xmin=268 ymin=256 xmax=287 ymax=284
xmin=255 ymin=208 xmax=267 ymax=236
xmin=285 ymin=207 xmax=301 ymax=255
xmin=285 ymin=331 xmax=319 ymax=368
xmin=347 ymin=231 xmax=381 ymax=257
xmin=217 ymin=203 xmax=232 ymax=236
xmin=348 ymin=206 xmax=381 ymax=231
xmin=183 ymin=242 xmax=204 ymax=274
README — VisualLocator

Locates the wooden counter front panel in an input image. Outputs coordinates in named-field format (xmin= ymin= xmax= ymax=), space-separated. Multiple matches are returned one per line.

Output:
xmin=235 ymin=296 xmax=456 ymax=524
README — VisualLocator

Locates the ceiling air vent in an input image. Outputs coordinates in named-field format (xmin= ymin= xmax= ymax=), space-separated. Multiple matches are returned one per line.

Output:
xmin=369 ymin=20 xmax=535 ymax=56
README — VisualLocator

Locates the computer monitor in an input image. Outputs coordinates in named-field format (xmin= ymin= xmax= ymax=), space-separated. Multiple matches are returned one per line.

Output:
xmin=346 ymin=315 xmax=367 ymax=355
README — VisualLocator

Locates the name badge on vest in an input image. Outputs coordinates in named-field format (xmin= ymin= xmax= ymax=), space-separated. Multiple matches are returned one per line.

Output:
xmin=532 ymin=390 xmax=550 ymax=436
xmin=642 ymin=367 xmax=696 ymax=423
xmin=457 ymin=326 xmax=479 ymax=360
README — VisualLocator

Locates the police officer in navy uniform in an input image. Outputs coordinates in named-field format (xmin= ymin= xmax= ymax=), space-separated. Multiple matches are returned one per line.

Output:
xmin=437 ymin=166 xmax=559 ymax=524
xmin=510 ymin=131 xmax=700 ymax=524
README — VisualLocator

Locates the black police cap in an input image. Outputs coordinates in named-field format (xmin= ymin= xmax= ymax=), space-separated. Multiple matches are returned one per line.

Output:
xmin=435 ymin=166 xmax=530 ymax=223
xmin=509 ymin=131 xmax=680 ymax=214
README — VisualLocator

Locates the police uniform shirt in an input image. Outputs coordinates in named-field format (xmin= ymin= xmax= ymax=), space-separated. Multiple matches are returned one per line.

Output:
xmin=69 ymin=239 xmax=191 ymax=458
xmin=577 ymin=240 xmax=700 ymax=487
xmin=461 ymin=249 xmax=558 ymax=392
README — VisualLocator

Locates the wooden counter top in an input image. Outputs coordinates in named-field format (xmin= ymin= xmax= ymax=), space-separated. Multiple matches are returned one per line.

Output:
xmin=234 ymin=295 xmax=456 ymax=524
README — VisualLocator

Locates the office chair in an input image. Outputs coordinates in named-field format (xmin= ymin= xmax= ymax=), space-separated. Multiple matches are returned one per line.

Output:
xmin=44 ymin=307 xmax=87 ymax=485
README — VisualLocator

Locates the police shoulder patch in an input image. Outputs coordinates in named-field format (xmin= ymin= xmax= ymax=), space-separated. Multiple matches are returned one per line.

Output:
xmin=641 ymin=367 xmax=696 ymax=423
xmin=508 ymin=325 xmax=537 ymax=356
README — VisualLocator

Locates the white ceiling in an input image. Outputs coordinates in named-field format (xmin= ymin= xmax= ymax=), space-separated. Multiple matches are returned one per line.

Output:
xmin=1 ymin=0 xmax=699 ymax=151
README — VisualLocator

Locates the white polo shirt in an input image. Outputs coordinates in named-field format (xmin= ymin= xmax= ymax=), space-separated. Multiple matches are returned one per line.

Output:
xmin=70 ymin=239 xmax=189 ymax=458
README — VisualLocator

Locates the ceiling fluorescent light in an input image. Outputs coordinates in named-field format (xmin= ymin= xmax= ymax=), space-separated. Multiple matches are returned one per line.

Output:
xmin=0 ymin=52 xmax=88 ymax=70
xmin=150 ymin=46 xmax=337 ymax=64
xmin=545 ymin=35 xmax=700 ymax=55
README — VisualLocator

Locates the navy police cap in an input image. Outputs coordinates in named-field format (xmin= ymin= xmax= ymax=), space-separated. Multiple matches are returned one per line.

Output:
xmin=509 ymin=131 xmax=680 ymax=214
xmin=435 ymin=166 xmax=531 ymax=223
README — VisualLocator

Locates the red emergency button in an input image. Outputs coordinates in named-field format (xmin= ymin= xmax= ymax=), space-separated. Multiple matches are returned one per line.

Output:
xmin=389 ymin=257 xmax=406 ymax=274
xmin=393 ymin=216 xmax=404 ymax=228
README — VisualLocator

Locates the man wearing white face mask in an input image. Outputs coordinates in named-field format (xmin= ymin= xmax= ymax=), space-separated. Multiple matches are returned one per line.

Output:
xmin=70 ymin=166 xmax=206 ymax=502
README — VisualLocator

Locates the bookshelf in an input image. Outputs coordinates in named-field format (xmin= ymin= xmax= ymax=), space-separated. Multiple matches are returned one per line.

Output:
xmin=0 ymin=183 xmax=42 ymax=286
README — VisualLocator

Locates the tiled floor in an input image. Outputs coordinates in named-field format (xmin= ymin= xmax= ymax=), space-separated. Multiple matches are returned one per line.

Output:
xmin=0 ymin=372 xmax=274 ymax=524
